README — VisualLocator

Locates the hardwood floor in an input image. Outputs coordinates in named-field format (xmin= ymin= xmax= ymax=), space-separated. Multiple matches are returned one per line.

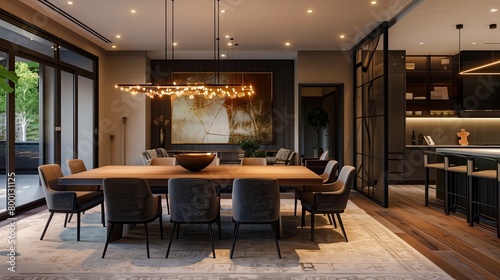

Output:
xmin=350 ymin=185 xmax=500 ymax=280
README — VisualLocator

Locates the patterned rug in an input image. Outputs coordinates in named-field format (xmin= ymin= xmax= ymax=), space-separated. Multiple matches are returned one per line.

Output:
xmin=0 ymin=198 xmax=453 ymax=279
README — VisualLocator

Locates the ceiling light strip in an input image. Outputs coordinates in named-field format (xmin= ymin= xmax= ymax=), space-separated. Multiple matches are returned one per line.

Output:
xmin=38 ymin=0 xmax=112 ymax=43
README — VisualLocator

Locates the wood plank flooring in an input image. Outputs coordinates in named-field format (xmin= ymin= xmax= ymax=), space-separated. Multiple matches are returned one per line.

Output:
xmin=350 ymin=185 xmax=500 ymax=280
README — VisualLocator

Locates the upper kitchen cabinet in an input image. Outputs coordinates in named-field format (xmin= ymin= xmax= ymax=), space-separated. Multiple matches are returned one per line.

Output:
xmin=405 ymin=55 xmax=459 ymax=117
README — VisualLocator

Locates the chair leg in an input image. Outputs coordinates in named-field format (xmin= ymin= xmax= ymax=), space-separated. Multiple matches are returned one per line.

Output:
xmin=208 ymin=223 xmax=216 ymax=258
xmin=444 ymin=170 xmax=450 ymax=215
xmin=166 ymin=223 xmax=177 ymax=258
xmin=336 ymin=213 xmax=348 ymax=242
xmin=77 ymin=212 xmax=81 ymax=241
xmin=144 ymin=223 xmax=150 ymax=258
xmin=40 ymin=212 xmax=55 ymax=240
xmin=310 ymin=213 xmax=315 ymax=242
xmin=166 ymin=193 xmax=170 ymax=215
xmin=64 ymin=213 xmax=71 ymax=227
xmin=424 ymin=167 xmax=430 ymax=207
xmin=102 ymin=223 xmax=115 ymax=258
xmin=294 ymin=198 xmax=297 ymax=216
xmin=271 ymin=221 xmax=281 ymax=258
xmin=230 ymin=222 xmax=240 ymax=259
xmin=301 ymin=207 xmax=306 ymax=228
xmin=101 ymin=202 xmax=106 ymax=227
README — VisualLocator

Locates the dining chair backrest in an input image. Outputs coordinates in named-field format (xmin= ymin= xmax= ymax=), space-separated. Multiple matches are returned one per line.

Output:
xmin=103 ymin=178 xmax=158 ymax=222
xmin=315 ymin=165 xmax=356 ymax=212
xmin=319 ymin=149 xmax=329 ymax=160
xmin=149 ymin=157 xmax=176 ymax=166
xmin=240 ymin=157 xmax=267 ymax=166
xmin=321 ymin=160 xmax=338 ymax=183
xmin=66 ymin=159 xmax=100 ymax=191
xmin=38 ymin=164 xmax=64 ymax=193
xmin=168 ymin=178 xmax=219 ymax=223
xmin=232 ymin=178 xmax=280 ymax=223
xmin=209 ymin=157 xmax=220 ymax=166
xmin=66 ymin=159 xmax=87 ymax=174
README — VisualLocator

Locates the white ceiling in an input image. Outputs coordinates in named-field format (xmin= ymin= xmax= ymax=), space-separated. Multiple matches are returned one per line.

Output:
xmin=19 ymin=0 xmax=500 ymax=59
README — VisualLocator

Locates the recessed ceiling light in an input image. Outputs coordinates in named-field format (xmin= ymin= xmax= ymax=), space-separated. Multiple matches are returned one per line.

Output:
xmin=116 ymin=35 xmax=121 ymax=38
xmin=172 ymin=42 xmax=177 ymax=46
xmin=339 ymin=34 xmax=345 ymax=39
xmin=67 ymin=1 xmax=73 ymax=4
xmin=491 ymin=8 xmax=498 ymax=12
xmin=112 ymin=45 xmax=117 ymax=49
xmin=306 ymin=9 xmax=313 ymax=13
xmin=472 ymin=42 xmax=477 ymax=45
xmin=285 ymin=42 xmax=291 ymax=46
xmin=130 ymin=10 xmax=137 ymax=13
xmin=371 ymin=1 xmax=378 ymax=4
xmin=227 ymin=43 xmax=232 ymax=46
xmin=221 ymin=54 xmax=226 ymax=57
xmin=419 ymin=42 xmax=424 ymax=45
xmin=220 ymin=10 xmax=226 ymax=13
xmin=225 ymin=35 xmax=230 ymax=38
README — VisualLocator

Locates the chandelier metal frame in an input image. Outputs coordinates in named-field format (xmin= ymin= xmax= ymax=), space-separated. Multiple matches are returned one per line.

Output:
xmin=115 ymin=0 xmax=254 ymax=99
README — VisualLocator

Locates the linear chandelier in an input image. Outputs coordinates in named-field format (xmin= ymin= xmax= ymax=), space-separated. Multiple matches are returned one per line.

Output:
xmin=115 ymin=0 xmax=254 ymax=99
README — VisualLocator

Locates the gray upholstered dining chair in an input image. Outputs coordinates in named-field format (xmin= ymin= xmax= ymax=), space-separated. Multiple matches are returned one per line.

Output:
xmin=38 ymin=164 xmax=105 ymax=241
xmin=296 ymin=165 xmax=355 ymax=242
xmin=240 ymin=157 xmax=267 ymax=166
xmin=166 ymin=178 xmax=220 ymax=258
xmin=231 ymin=178 xmax=281 ymax=259
xmin=101 ymin=178 xmax=163 ymax=258
xmin=294 ymin=160 xmax=338 ymax=216
xmin=65 ymin=158 xmax=102 ymax=224
xmin=148 ymin=157 xmax=176 ymax=214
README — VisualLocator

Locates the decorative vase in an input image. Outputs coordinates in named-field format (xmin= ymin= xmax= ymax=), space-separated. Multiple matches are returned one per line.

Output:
xmin=159 ymin=128 xmax=164 ymax=148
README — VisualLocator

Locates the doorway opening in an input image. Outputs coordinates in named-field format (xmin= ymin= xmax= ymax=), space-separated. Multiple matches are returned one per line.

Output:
xmin=299 ymin=84 xmax=344 ymax=166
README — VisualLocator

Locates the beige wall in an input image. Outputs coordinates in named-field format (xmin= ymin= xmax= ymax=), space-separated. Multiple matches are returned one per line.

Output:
xmin=297 ymin=51 xmax=354 ymax=165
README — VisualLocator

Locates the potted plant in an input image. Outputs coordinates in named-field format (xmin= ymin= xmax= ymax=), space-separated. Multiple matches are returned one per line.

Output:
xmin=239 ymin=139 xmax=260 ymax=157
xmin=305 ymin=107 xmax=329 ymax=157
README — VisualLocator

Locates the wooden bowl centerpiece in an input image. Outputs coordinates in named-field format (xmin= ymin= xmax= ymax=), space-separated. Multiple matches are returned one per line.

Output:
xmin=175 ymin=153 xmax=216 ymax=172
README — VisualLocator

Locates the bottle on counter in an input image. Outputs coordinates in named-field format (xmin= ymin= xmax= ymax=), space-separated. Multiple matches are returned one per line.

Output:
xmin=411 ymin=130 xmax=416 ymax=145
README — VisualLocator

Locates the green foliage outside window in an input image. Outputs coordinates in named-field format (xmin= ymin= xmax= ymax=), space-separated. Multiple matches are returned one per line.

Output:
xmin=0 ymin=61 xmax=40 ymax=141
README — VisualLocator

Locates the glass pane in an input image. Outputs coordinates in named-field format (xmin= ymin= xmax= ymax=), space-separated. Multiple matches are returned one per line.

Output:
xmin=61 ymin=71 xmax=74 ymax=175
xmin=0 ymin=20 xmax=54 ymax=58
xmin=14 ymin=57 xmax=43 ymax=206
xmin=60 ymin=47 xmax=94 ymax=72
xmin=0 ymin=50 xmax=8 ymax=214
xmin=77 ymin=76 xmax=94 ymax=169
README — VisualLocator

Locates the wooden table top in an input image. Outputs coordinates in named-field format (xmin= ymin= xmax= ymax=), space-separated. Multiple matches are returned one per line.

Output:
xmin=58 ymin=165 xmax=323 ymax=187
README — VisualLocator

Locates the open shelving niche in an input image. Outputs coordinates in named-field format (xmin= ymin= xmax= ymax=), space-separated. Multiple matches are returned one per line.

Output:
xmin=405 ymin=55 xmax=459 ymax=117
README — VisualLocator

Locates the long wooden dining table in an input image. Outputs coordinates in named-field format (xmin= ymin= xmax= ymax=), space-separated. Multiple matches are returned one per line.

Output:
xmin=58 ymin=165 xmax=323 ymax=187
xmin=58 ymin=164 xmax=323 ymax=241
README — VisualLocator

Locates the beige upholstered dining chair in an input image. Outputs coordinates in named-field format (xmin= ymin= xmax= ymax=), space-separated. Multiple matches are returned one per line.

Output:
xmin=166 ymin=178 xmax=220 ymax=258
xmin=240 ymin=157 xmax=267 ymax=166
xmin=149 ymin=157 xmax=176 ymax=166
xmin=101 ymin=178 xmax=163 ymax=258
xmin=38 ymin=164 xmax=105 ymax=241
xmin=231 ymin=178 xmax=281 ymax=258
xmin=148 ymin=156 xmax=176 ymax=214
xmin=294 ymin=160 xmax=339 ymax=216
xmin=296 ymin=165 xmax=355 ymax=242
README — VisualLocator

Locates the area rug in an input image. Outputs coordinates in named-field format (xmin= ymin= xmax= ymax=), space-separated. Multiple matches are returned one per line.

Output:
xmin=0 ymin=198 xmax=453 ymax=279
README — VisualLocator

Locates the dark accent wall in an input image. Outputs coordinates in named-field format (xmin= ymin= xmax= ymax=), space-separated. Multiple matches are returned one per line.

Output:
xmin=149 ymin=59 xmax=295 ymax=152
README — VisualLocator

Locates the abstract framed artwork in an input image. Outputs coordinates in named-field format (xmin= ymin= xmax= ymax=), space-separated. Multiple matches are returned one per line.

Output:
xmin=170 ymin=72 xmax=272 ymax=144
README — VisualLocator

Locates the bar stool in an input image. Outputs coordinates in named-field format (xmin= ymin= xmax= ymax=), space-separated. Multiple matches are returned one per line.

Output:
xmin=424 ymin=151 xmax=446 ymax=208
xmin=444 ymin=153 xmax=468 ymax=216
xmin=467 ymin=157 xmax=499 ymax=238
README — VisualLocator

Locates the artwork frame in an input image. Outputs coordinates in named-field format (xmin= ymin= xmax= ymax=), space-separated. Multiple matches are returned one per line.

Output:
xmin=170 ymin=72 xmax=273 ymax=144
